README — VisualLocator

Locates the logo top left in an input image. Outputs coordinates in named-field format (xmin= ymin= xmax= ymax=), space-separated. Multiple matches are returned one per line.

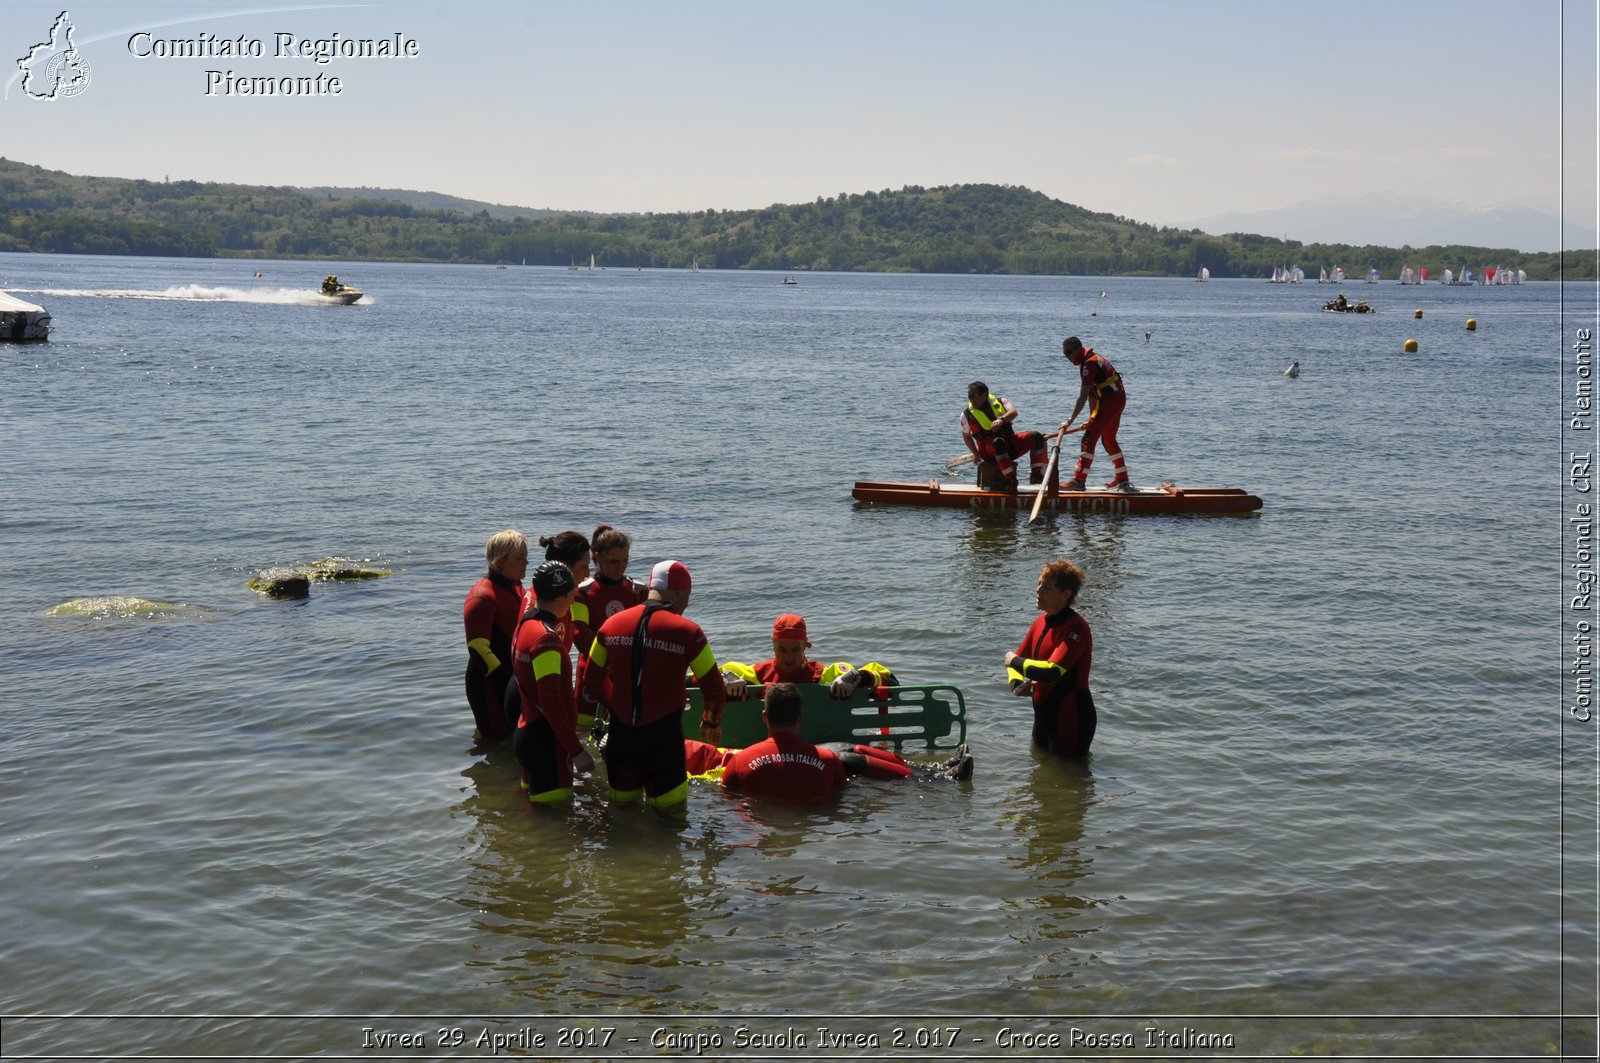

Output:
xmin=17 ymin=10 xmax=92 ymax=100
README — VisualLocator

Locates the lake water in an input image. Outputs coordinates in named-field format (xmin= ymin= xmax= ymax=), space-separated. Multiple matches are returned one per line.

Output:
xmin=0 ymin=254 xmax=1592 ymax=1060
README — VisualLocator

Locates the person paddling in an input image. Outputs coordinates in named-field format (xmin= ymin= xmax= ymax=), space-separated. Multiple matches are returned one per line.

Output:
xmin=1060 ymin=336 xmax=1133 ymax=492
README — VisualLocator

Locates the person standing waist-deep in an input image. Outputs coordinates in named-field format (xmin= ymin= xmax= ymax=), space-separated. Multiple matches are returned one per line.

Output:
xmin=580 ymin=560 xmax=728 ymax=809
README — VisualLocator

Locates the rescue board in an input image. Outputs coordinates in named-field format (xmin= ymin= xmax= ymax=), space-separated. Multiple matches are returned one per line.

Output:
xmin=686 ymin=683 xmax=967 ymax=751
xmin=852 ymin=480 xmax=1263 ymax=515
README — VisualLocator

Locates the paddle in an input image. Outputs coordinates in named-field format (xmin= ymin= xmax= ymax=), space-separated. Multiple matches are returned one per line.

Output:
xmin=1028 ymin=427 xmax=1068 ymax=523
xmin=944 ymin=452 xmax=975 ymax=471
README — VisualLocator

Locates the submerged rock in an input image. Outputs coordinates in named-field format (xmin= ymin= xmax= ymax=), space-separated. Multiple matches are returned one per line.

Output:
xmin=248 ymin=567 xmax=311 ymax=599
xmin=48 ymin=596 xmax=178 ymax=618
xmin=306 ymin=557 xmax=391 ymax=582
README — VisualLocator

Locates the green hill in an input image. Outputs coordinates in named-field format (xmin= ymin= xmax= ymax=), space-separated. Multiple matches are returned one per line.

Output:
xmin=0 ymin=158 xmax=1585 ymax=279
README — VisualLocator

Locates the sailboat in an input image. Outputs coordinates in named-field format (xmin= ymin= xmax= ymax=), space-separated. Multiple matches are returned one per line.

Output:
xmin=1331 ymin=266 xmax=1345 ymax=284
xmin=1196 ymin=266 xmax=1210 ymax=282
xmin=1366 ymin=268 xmax=1380 ymax=283
xmin=589 ymin=253 xmax=596 ymax=271
xmin=1318 ymin=267 xmax=1328 ymax=284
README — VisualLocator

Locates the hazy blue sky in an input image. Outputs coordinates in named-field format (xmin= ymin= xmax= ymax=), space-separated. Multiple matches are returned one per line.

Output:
xmin=3 ymin=0 xmax=1595 ymax=250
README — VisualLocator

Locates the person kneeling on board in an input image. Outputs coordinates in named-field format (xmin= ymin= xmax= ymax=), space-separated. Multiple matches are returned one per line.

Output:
xmin=961 ymin=381 xmax=1048 ymax=493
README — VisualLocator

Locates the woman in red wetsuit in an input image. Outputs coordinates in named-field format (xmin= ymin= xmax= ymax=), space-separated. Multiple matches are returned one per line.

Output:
xmin=574 ymin=525 xmax=647 ymax=730
xmin=462 ymin=529 xmax=527 ymax=744
xmin=512 ymin=561 xmax=594 ymax=803
xmin=1004 ymin=558 xmax=1097 ymax=758
xmin=504 ymin=530 xmax=591 ymax=731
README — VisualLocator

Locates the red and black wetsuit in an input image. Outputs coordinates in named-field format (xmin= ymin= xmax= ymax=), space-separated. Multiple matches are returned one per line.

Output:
xmin=511 ymin=609 xmax=581 ymax=802
xmin=721 ymin=732 xmax=848 ymax=803
xmin=462 ymin=571 xmax=523 ymax=741
xmin=753 ymin=658 xmax=825 ymax=685
xmin=683 ymin=739 xmax=912 ymax=781
xmin=1010 ymin=606 xmax=1097 ymax=757
xmin=820 ymin=742 xmax=913 ymax=780
xmin=574 ymin=574 xmax=647 ymax=724
xmin=582 ymin=601 xmax=727 ymax=805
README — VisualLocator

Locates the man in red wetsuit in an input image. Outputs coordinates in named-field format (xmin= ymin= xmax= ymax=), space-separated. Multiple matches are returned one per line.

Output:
xmin=512 ymin=561 xmax=595 ymax=804
xmin=1060 ymin=336 xmax=1132 ymax=491
xmin=961 ymin=380 xmax=1048 ymax=492
xmin=462 ymin=529 xmax=527 ymax=744
xmin=581 ymin=559 xmax=727 ymax=808
xmin=754 ymin=613 xmax=824 ymax=684
xmin=720 ymin=683 xmax=849 ymax=803
xmin=1004 ymin=558 xmax=1097 ymax=758
xmin=719 ymin=614 xmax=894 ymax=700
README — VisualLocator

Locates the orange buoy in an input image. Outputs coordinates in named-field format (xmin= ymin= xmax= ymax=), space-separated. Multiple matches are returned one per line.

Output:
xmin=1403 ymin=338 xmax=1419 ymax=353
xmin=1466 ymin=318 xmax=1477 ymax=331
xmin=1414 ymin=308 xmax=1423 ymax=319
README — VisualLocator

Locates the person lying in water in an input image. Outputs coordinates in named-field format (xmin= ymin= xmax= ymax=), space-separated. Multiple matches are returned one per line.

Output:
xmin=685 ymin=683 xmax=972 ymax=802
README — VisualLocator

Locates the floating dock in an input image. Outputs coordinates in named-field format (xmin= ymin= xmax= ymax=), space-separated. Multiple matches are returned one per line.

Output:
xmin=852 ymin=480 xmax=1263 ymax=515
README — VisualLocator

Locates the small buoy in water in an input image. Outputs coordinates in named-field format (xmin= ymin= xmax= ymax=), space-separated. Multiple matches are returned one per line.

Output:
xmin=1466 ymin=317 xmax=1477 ymax=331
xmin=1403 ymin=338 xmax=1419 ymax=353
xmin=1414 ymin=308 xmax=1423 ymax=319
xmin=1283 ymin=361 xmax=1300 ymax=377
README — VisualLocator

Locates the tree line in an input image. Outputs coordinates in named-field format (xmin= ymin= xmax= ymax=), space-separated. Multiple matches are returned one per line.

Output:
xmin=0 ymin=158 xmax=1588 ymax=280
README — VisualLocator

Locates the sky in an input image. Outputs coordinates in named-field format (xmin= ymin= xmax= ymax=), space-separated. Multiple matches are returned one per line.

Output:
xmin=2 ymin=0 xmax=1596 ymax=251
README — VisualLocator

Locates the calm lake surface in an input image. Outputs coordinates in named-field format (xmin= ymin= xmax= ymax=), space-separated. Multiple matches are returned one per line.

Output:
xmin=0 ymin=253 xmax=1592 ymax=1060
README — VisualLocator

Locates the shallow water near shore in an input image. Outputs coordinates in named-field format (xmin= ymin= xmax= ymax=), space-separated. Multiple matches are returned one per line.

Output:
xmin=0 ymin=253 xmax=1590 ymax=1058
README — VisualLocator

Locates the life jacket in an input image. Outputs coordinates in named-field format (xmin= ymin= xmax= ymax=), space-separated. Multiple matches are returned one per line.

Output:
xmin=964 ymin=396 xmax=1013 ymax=436
xmin=1082 ymin=351 xmax=1123 ymax=394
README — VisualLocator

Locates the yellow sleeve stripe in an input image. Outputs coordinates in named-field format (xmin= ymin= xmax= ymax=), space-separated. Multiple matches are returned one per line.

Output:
xmin=468 ymin=637 xmax=501 ymax=672
xmin=589 ymin=640 xmax=608 ymax=668
xmin=531 ymin=649 xmax=564 ymax=681
xmin=688 ymin=644 xmax=717 ymax=679
xmin=1019 ymin=657 xmax=1066 ymax=682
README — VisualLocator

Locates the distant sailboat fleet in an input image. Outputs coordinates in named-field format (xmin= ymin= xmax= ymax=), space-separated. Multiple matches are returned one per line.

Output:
xmin=1185 ymin=262 xmax=1528 ymax=284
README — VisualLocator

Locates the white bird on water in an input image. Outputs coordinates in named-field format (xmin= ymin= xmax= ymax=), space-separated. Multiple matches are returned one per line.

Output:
xmin=1283 ymin=360 xmax=1300 ymax=378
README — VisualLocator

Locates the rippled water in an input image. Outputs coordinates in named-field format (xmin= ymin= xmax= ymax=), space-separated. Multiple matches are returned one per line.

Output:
xmin=0 ymin=254 xmax=1590 ymax=1058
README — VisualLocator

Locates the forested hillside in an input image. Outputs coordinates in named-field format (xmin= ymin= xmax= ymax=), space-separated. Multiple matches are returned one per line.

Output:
xmin=0 ymin=159 xmax=1584 ymax=279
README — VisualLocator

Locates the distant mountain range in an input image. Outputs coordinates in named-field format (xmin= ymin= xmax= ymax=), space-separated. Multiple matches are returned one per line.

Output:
xmin=1187 ymin=193 xmax=1592 ymax=254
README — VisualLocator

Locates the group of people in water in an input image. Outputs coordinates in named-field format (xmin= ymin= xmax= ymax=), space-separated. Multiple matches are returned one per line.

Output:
xmin=464 ymin=518 xmax=1100 ymax=808
xmin=461 ymin=334 xmax=1117 ymax=809
xmin=961 ymin=335 xmax=1133 ymax=492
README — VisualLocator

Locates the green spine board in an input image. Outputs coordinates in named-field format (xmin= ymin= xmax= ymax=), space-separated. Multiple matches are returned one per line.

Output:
xmin=684 ymin=683 xmax=966 ymax=751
